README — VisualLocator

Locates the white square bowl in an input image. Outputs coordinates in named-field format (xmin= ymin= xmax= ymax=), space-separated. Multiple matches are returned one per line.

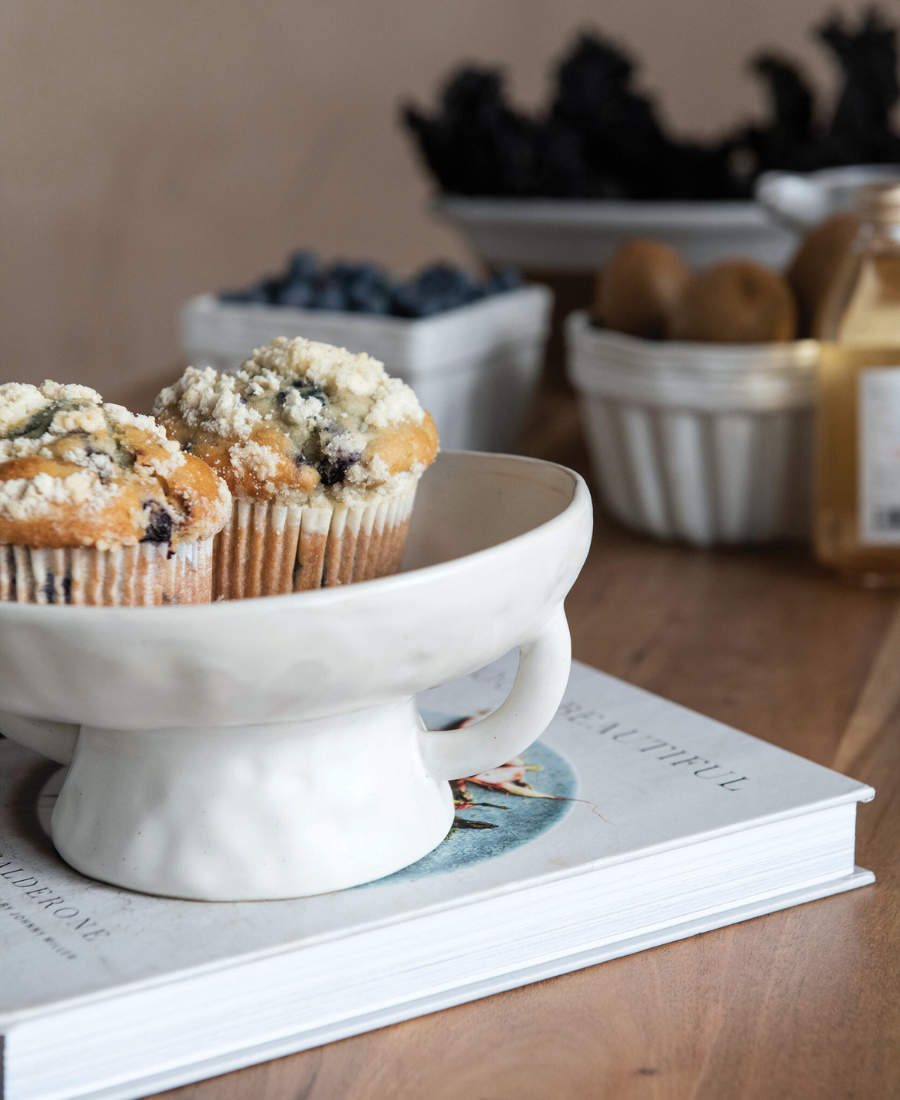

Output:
xmin=180 ymin=286 xmax=553 ymax=453
xmin=566 ymin=311 xmax=818 ymax=546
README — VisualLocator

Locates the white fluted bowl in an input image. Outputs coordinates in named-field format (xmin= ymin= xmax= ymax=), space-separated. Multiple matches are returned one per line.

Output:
xmin=566 ymin=313 xmax=817 ymax=546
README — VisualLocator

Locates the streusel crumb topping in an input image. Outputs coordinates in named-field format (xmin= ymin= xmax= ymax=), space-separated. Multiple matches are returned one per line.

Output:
xmin=154 ymin=337 xmax=438 ymax=503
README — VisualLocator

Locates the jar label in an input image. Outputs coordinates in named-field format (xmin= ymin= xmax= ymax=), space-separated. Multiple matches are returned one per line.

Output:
xmin=859 ymin=367 xmax=900 ymax=545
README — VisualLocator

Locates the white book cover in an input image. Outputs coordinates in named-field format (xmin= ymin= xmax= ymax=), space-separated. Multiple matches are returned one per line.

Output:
xmin=0 ymin=656 xmax=874 ymax=1100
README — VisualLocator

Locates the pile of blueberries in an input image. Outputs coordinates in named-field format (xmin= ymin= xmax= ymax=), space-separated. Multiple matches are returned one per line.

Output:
xmin=219 ymin=252 xmax=523 ymax=318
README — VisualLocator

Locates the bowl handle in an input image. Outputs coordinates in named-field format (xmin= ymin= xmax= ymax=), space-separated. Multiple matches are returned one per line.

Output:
xmin=0 ymin=710 xmax=78 ymax=765
xmin=419 ymin=605 xmax=571 ymax=782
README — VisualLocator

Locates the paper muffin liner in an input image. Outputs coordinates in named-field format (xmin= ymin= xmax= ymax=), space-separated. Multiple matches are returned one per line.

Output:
xmin=213 ymin=482 xmax=418 ymax=600
xmin=0 ymin=540 xmax=214 ymax=606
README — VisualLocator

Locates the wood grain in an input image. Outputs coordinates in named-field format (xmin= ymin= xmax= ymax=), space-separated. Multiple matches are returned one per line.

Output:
xmin=156 ymin=394 xmax=900 ymax=1100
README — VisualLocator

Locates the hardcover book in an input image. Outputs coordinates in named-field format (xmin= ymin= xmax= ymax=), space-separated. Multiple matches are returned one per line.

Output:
xmin=0 ymin=656 xmax=874 ymax=1100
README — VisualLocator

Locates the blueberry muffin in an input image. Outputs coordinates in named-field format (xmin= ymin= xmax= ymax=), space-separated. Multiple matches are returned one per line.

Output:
xmin=154 ymin=337 xmax=438 ymax=598
xmin=0 ymin=381 xmax=231 ymax=605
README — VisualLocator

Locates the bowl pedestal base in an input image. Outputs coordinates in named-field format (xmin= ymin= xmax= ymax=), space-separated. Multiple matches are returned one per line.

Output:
xmin=52 ymin=699 xmax=455 ymax=901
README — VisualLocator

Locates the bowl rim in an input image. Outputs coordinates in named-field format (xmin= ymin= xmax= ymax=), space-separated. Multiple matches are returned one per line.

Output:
xmin=566 ymin=310 xmax=819 ymax=361
xmin=0 ymin=451 xmax=590 ymax=620
xmin=434 ymin=195 xmax=776 ymax=228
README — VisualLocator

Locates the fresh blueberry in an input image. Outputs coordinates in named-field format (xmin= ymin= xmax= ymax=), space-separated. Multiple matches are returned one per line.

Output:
xmin=484 ymin=265 xmax=523 ymax=293
xmin=350 ymin=287 xmax=392 ymax=314
xmin=390 ymin=283 xmax=427 ymax=317
xmin=427 ymin=263 xmax=477 ymax=293
xmin=345 ymin=265 xmax=393 ymax=313
xmin=406 ymin=263 xmax=482 ymax=312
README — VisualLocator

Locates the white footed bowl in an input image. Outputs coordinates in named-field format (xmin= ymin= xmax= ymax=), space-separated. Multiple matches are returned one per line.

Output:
xmin=0 ymin=452 xmax=592 ymax=901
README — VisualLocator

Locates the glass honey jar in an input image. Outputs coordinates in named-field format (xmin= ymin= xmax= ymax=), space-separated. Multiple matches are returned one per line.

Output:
xmin=814 ymin=184 xmax=900 ymax=585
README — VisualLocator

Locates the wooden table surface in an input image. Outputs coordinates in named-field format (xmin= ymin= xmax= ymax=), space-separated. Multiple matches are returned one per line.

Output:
xmin=158 ymin=394 xmax=900 ymax=1100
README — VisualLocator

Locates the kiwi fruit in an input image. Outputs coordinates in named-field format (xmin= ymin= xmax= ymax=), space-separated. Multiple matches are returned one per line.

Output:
xmin=597 ymin=239 xmax=693 ymax=338
xmin=787 ymin=213 xmax=859 ymax=337
xmin=667 ymin=260 xmax=798 ymax=343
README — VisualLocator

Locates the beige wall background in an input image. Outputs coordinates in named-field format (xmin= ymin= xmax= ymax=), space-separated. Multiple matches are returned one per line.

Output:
xmin=1 ymin=0 xmax=871 ymax=410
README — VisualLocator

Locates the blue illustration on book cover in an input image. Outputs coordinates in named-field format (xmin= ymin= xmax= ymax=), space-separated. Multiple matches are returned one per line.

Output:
xmin=378 ymin=709 xmax=577 ymax=884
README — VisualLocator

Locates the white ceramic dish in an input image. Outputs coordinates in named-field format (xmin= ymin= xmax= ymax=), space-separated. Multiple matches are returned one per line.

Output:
xmin=756 ymin=164 xmax=900 ymax=230
xmin=566 ymin=312 xmax=816 ymax=546
xmin=435 ymin=196 xmax=799 ymax=271
xmin=180 ymin=287 xmax=552 ymax=453
xmin=0 ymin=451 xmax=592 ymax=902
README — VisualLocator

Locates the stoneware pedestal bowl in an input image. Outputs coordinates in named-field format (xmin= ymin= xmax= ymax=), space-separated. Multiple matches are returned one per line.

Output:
xmin=0 ymin=452 xmax=592 ymax=901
